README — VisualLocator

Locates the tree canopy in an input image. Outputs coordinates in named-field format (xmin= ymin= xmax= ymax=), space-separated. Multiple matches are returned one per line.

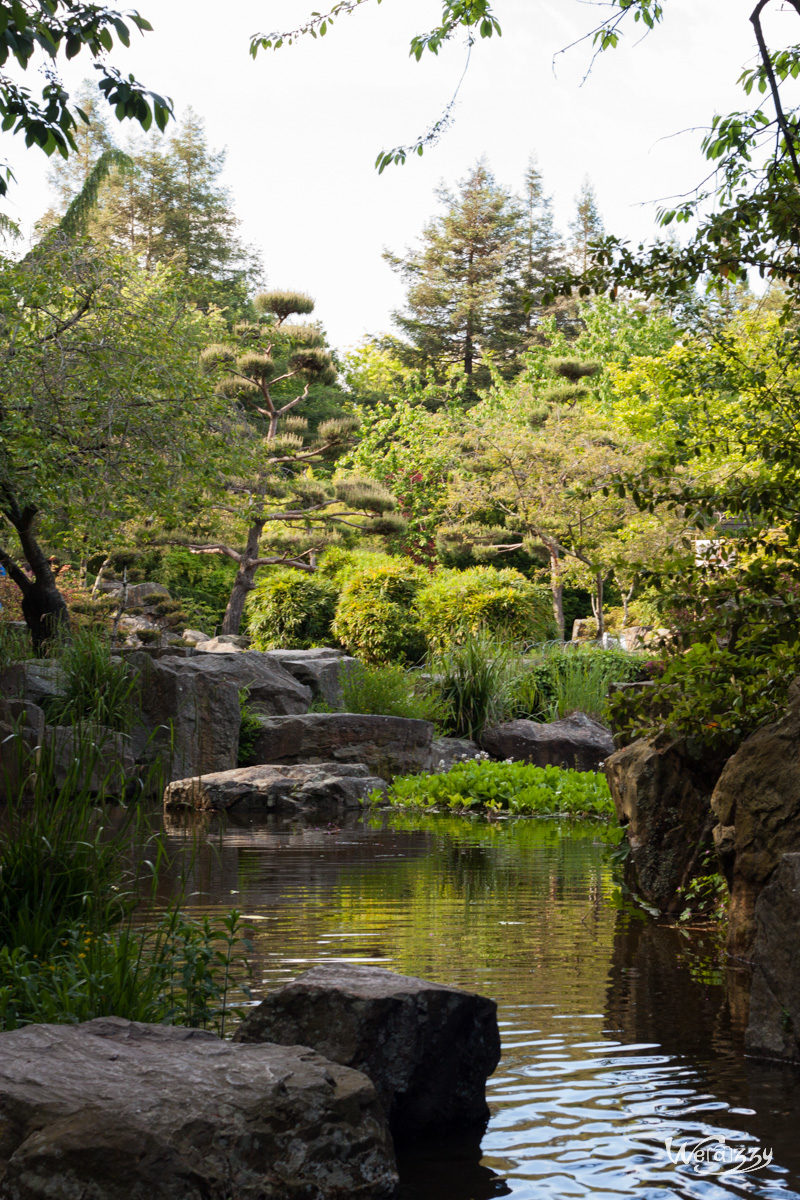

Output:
xmin=0 ymin=1 xmax=171 ymax=197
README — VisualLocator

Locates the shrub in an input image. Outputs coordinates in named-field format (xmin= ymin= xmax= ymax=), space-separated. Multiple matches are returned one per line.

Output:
xmin=338 ymin=662 xmax=441 ymax=722
xmin=431 ymin=631 xmax=523 ymax=738
xmin=415 ymin=566 xmax=554 ymax=651
xmin=332 ymin=559 xmax=427 ymax=664
xmin=381 ymin=758 xmax=613 ymax=817
xmin=245 ymin=569 xmax=338 ymax=650
xmin=317 ymin=546 xmax=401 ymax=588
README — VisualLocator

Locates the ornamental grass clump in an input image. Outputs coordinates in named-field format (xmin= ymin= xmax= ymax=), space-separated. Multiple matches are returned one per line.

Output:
xmin=43 ymin=627 xmax=139 ymax=732
xmin=338 ymin=662 xmax=442 ymax=722
xmin=0 ymin=722 xmax=251 ymax=1033
xmin=431 ymin=630 xmax=523 ymax=739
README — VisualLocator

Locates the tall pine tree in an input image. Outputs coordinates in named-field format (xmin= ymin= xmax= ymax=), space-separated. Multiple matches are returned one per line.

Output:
xmin=42 ymin=103 xmax=261 ymax=316
xmin=569 ymin=178 xmax=605 ymax=273
xmin=384 ymin=160 xmax=523 ymax=393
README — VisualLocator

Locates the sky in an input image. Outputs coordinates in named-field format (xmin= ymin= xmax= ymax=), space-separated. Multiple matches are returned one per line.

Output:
xmin=1 ymin=0 xmax=793 ymax=353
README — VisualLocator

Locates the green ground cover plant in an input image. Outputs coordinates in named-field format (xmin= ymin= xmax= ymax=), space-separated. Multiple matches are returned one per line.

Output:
xmin=380 ymin=758 xmax=613 ymax=817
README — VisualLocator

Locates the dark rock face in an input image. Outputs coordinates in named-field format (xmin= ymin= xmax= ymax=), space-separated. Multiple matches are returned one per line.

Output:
xmin=164 ymin=762 xmax=387 ymax=816
xmin=0 ymin=698 xmax=45 ymax=800
xmin=0 ymin=1017 xmax=398 ymax=1200
xmin=263 ymin=649 xmax=359 ymax=708
xmin=234 ymin=964 xmax=501 ymax=1142
xmin=250 ymin=713 xmax=434 ymax=779
xmin=711 ymin=681 xmax=800 ymax=958
xmin=127 ymin=652 xmax=241 ymax=783
xmin=157 ymin=651 xmax=312 ymax=715
xmin=0 ymin=660 xmax=66 ymax=706
xmin=44 ymin=724 xmax=135 ymax=795
xmin=480 ymin=712 xmax=613 ymax=773
xmin=605 ymin=735 xmax=724 ymax=914
xmin=429 ymin=737 xmax=482 ymax=772
xmin=746 ymin=853 xmax=800 ymax=1063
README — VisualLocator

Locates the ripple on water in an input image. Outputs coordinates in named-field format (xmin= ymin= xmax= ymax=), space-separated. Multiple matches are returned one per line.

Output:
xmin=155 ymin=812 xmax=800 ymax=1200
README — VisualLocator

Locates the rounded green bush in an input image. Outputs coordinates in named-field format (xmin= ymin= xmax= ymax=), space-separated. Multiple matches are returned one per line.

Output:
xmin=331 ymin=559 xmax=427 ymax=664
xmin=245 ymin=569 xmax=339 ymax=650
xmin=415 ymin=566 xmax=555 ymax=650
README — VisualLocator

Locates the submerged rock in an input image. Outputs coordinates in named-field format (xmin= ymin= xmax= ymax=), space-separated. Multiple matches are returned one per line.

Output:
xmin=234 ymin=963 xmax=501 ymax=1142
xmin=248 ymin=713 xmax=433 ymax=778
xmin=480 ymin=712 xmax=613 ymax=773
xmin=164 ymin=761 xmax=387 ymax=815
xmin=0 ymin=1016 xmax=398 ymax=1200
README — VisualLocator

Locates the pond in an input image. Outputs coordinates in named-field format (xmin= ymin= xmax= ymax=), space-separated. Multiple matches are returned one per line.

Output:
xmin=158 ymin=810 xmax=800 ymax=1200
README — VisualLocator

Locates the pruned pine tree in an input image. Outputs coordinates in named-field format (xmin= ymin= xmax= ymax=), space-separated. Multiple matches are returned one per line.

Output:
xmin=189 ymin=292 xmax=400 ymax=634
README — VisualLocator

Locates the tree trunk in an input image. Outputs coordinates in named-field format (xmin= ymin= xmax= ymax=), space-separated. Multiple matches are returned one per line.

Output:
xmin=220 ymin=519 xmax=264 ymax=635
xmin=595 ymin=573 xmax=605 ymax=639
xmin=0 ymin=499 xmax=70 ymax=653
xmin=548 ymin=546 xmax=565 ymax=641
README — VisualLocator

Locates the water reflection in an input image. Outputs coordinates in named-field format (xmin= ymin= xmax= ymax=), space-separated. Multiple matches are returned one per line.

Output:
xmin=155 ymin=810 xmax=800 ymax=1199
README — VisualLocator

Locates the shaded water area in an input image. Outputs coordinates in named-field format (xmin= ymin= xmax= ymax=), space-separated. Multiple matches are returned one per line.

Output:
xmin=156 ymin=810 xmax=800 ymax=1200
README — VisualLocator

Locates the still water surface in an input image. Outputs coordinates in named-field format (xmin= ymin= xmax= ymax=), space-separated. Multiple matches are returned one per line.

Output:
xmin=158 ymin=811 xmax=800 ymax=1200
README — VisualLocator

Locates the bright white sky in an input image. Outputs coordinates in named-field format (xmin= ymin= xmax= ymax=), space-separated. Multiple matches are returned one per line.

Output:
xmin=1 ymin=0 xmax=793 ymax=352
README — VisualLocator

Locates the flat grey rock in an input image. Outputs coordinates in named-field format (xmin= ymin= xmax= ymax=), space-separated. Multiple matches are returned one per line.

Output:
xmin=250 ymin=713 xmax=433 ymax=778
xmin=164 ymin=762 xmax=387 ymax=815
xmin=0 ymin=1017 xmax=397 ymax=1199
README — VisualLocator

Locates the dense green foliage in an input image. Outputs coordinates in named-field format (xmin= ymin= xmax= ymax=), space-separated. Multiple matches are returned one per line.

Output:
xmin=381 ymin=759 xmax=613 ymax=817
xmin=246 ymin=568 xmax=339 ymax=649
xmin=416 ymin=565 xmax=554 ymax=649
xmin=332 ymin=558 xmax=427 ymax=663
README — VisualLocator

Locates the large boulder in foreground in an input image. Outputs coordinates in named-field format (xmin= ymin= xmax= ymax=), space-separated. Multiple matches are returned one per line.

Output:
xmin=711 ymin=679 xmax=800 ymax=958
xmin=0 ymin=1017 xmax=398 ymax=1200
xmin=249 ymin=713 xmax=433 ymax=778
xmin=746 ymin=853 xmax=800 ymax=1063
xmin=234 ymin=964 xmax=500 ymax=1142
xmin=164 ymin=762 xmax=386 ymax=816
xmin=605 ymin=734 xmax=724 ymax=914
xmin=480 ymin=712 xmax=613 ymax=773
